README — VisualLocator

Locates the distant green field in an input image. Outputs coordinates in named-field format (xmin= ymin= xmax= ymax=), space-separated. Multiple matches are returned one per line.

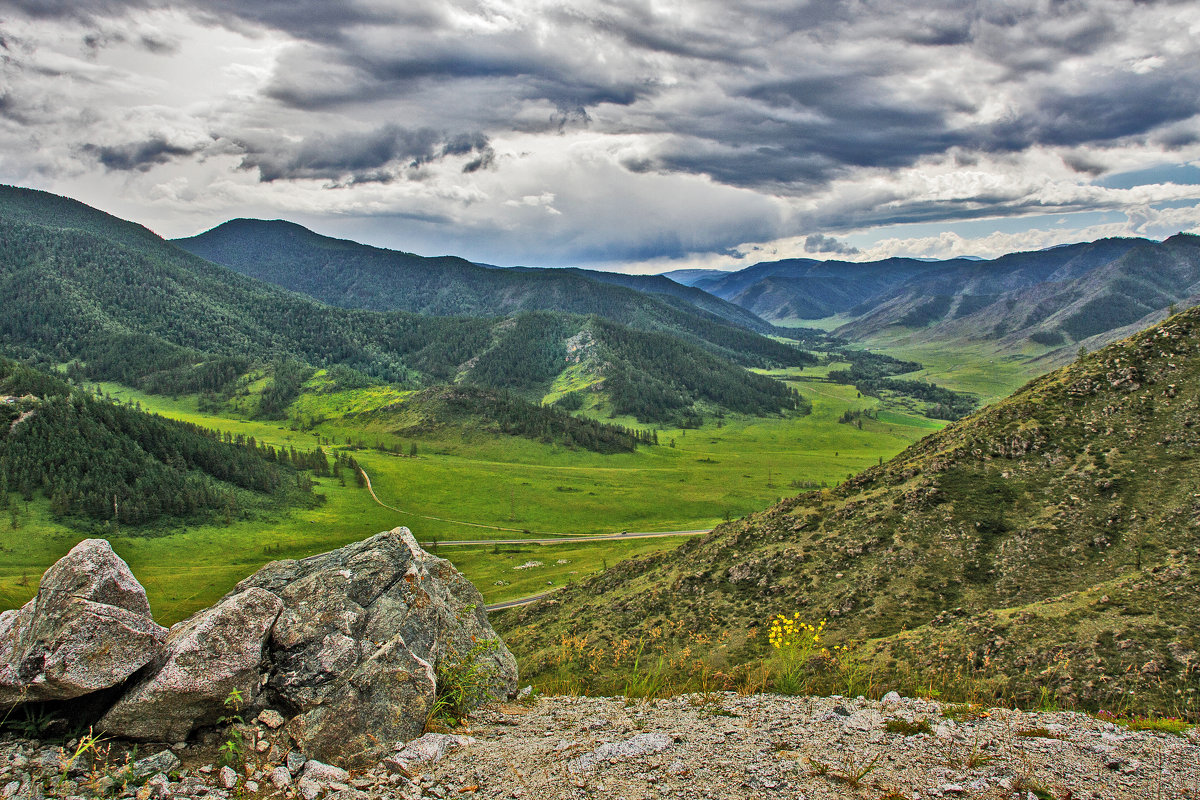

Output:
xmin=2 ymin=371 xmax=946 ymax=625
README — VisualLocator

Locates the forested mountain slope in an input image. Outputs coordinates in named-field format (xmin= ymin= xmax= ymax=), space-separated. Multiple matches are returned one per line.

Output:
xmin=0 ymin=185 xmax=804 ymax=423
xmin=174 ymin=218 xmax=781 ymax=349
xmin=0 ymin=359 xmax=324 ymax=529
xmin=501 ymin=305 xmax=1200 ymax=713
xmin=836 ymin=236 xmax=1200 ymax=351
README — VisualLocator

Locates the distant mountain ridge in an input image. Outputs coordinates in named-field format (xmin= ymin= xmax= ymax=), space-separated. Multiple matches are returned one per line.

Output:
xmin=174 ymin=219 xmax=774 ymax=340
xmin=659 ymin=268 xmax=732 ymax=286
xmin=0 ymin=185 xmax=804 ymax=423
xmin=691 ymin=236 xmax=1200 ymax=364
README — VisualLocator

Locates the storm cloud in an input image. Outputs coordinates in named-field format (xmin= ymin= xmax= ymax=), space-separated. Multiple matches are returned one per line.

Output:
xmin=83 ymin=137 xmax=204 ymax=172
xmin=232 ymin=125 xmax=494 ymax=183
xmin=0 ymin=0 xmax=1197 ymax=269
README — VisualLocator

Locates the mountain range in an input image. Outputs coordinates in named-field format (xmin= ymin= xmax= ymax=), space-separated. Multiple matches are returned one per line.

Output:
xmin=668 ymin=236 xmax=1200 ymax=366
xmin=175 ymin=219 xmax=774 ymax=338
xmin=0 ymin=185 xmax=804 ymax=424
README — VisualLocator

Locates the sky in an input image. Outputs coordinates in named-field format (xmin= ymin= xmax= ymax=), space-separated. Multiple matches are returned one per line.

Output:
xmin=2 ymin=0 xmax=1199 ymax=274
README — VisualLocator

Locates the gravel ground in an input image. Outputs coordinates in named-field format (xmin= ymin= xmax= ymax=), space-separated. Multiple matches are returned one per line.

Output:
xmin=423 ymin=694 xmax=1199 ymax=800
xmin=2 ymin=693 xmax=1197 ymax=800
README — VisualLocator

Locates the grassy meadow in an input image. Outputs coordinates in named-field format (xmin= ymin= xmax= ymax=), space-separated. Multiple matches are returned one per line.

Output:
xmin=1 ymin=367 xmax=946 ymax=625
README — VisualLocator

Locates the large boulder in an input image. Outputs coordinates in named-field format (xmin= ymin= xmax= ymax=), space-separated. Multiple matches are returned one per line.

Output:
xmin=246 ymin=527 xmax=518 ymax=766
xmin=0 ymin=539 xmax=167 ymax=706
xmin=98 ymin=587 xmax=284 ymax=740
xmin=95 ymin=527 xmax=516 ymax=765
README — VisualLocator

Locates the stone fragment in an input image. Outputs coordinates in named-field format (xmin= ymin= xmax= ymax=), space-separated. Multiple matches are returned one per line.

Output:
xmin=567 ymin=733 xmax=674 ymax=773
xmin=391 ymin=734 xmax=474 ymax=768
xmin=302 ymin=761 xmax=350 ymax=785
xmin=0 ymin=540 xmax=166 ymax=706
xmin=287 ymin=751 xmax=307 ymax=774
xmin=269 ymin=766 xmax=292 ymax=789
xmin=98 ymin=587 xmax=283 ymax=740
xmin=257 ymin=709 xmax=286 ymax=729
xmin=218 ymin=766 xmax=237 ymax=789
xmin=297 ymin=778 xmax=323 ymax=800
xmin=128 ymin=750 xmax=181 ymax=782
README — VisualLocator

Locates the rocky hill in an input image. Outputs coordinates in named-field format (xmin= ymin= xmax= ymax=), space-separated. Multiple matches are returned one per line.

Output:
xmin=500 ymin=305 xmax=1200 ymax=715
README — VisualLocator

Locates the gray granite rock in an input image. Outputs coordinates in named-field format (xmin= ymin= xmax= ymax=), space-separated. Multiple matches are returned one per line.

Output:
xmin=240 ymin=528 xmax=516 ymax=766
xmin=0 ymin=540 xmax=166 ymax=706
xmin=98 ymin=587 xmax=283 ymax=740
xmin=127 ymin=749 xmax=180 ymax=782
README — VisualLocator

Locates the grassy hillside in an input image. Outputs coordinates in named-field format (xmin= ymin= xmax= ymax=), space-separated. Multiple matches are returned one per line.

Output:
xmin=0 ymin=185 xmax=806 ymax=423
xmin=500 ymin=306 xmax=1200 ymax=716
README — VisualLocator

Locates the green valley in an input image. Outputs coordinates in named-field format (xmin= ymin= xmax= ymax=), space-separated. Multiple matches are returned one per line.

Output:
xmin=0 ymin=362 xmax=941 ymax=627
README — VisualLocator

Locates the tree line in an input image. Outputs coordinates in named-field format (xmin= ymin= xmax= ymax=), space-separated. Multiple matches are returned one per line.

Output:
xmin=0 ymin=358 xmax=333 ymax=531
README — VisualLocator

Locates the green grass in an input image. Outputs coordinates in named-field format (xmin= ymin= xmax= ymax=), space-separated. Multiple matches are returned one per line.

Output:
xmin=2 ymin=372 xmax=942 ymax=626
xmin=885 ymin=718 xmax=932 ymax=735
xmin=1119 ymin=717 xmax=1194 ymax=736
xmin=446 ymin=539 xmax=683 ymax=603
xmin=850 ymin=339 xmax=1037 ymax=403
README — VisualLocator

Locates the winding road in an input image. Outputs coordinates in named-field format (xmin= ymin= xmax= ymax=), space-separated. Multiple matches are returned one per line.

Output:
xmin=355 ymin=466 xmax=713 ymax=612
xmin=357 ymin=466 xmax=712 ymax=545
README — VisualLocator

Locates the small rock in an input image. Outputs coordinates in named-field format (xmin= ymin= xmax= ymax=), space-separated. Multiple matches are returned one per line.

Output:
xmin=287 ymin=751 xmax=307 ymax=774
xmin=297 ymin=778 xmax=323 ymax=800
xmin=391 ymin=734 xmax=474 ymax=769
xmin=302 ymin=760 xmax=350 ymax=784
xmin=881 ymin=691 xmax=901 ymax=704
xmin=129 ymin=750 xmax=181 ymax=782
xmin=256 ymin=740 xmax=270 ymax=753
xmin=269 ymin=766 xmax=292 ymax=789
xmin=218 ymin=766 xmax=238 ymax=789
xmin=257 ymin=709 xmax=287 ymax=729
xmin=245 ymin=781 xmax=259 ymax=793
xmin=567 ymin=733 xmax=674 ymax=774
xmin=136 ymin=774 xmax=170 ymax=800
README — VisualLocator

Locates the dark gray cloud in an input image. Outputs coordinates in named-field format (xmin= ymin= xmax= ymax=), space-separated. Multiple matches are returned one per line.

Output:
xmin=980 ymin=67 xmax=1200 ymax=152
xmin=233 ymin=124 xmax=494 ymax=183
xmin=804 ymin=234 xmax=859 ymax=256
xmin=82 ymin=137 xmax=204 ymax=171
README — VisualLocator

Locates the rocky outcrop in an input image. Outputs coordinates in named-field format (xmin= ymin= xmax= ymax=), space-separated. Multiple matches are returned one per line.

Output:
xmin=41 ymin=527 xmax=516 ymax=767
xmin=0 ymin=539 xmax=166 ymax=706
xmin=98 ymin=587 xmax=284 ymax=741
xmin=3 ymin=529 xmax=516 ymax=765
